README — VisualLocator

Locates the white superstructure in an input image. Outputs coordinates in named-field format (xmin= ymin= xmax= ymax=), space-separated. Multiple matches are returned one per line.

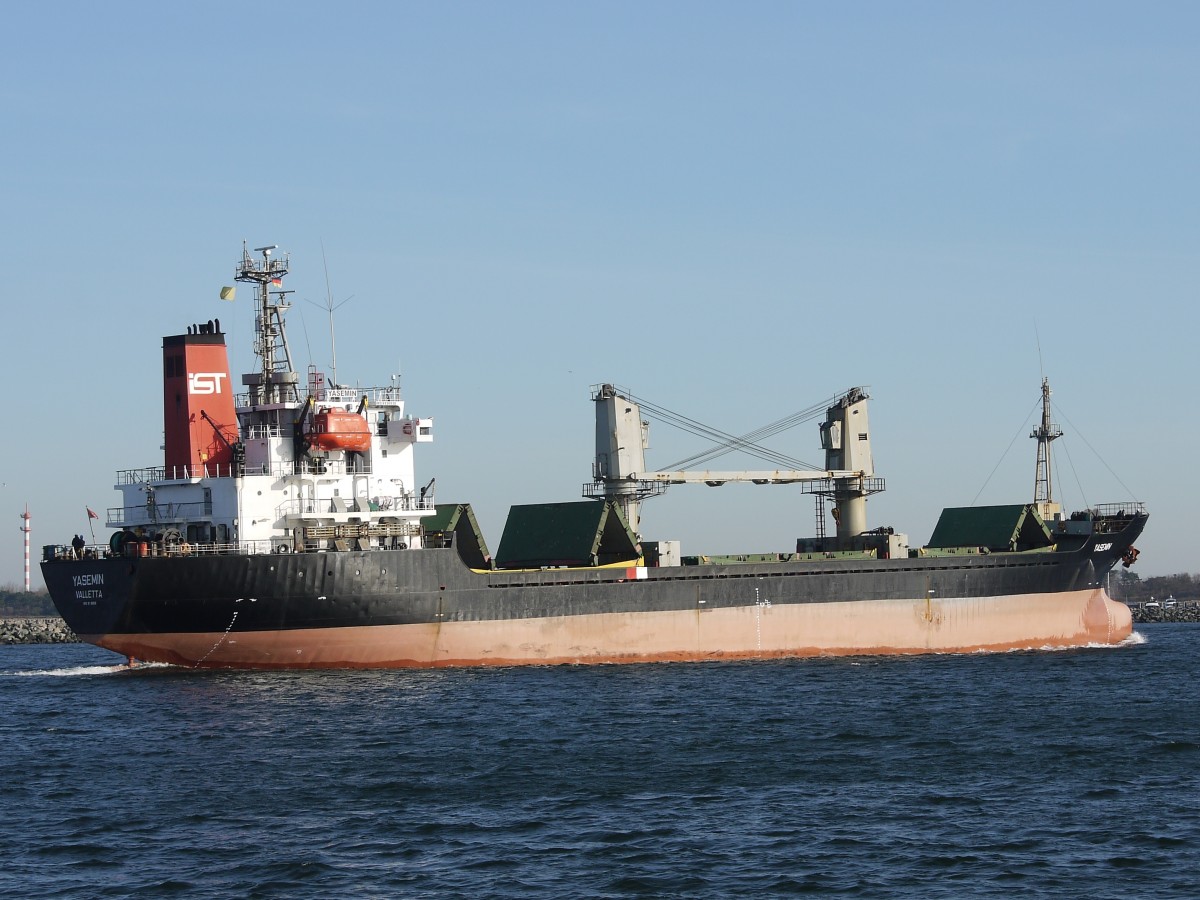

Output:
xmin=106 ymin=244 xmax=436 ymax=556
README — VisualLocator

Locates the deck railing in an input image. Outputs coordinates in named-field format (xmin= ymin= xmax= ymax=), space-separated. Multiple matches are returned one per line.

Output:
xmin=45 ymin=539 xmax=277 ymax=561
xmin=1090 ymin=502 xmax=1147 ymax=518
xmin=107 ymin=500 xmax=212 ymax=527
xmin=275 ymin=493 xmax=436 ymax=518
xmin=116 ymin=457 xmax=374 ymax=484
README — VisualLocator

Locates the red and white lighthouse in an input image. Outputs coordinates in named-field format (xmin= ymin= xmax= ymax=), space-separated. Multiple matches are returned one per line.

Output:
xmin=19 ymin=504 xmax=31 ymax=592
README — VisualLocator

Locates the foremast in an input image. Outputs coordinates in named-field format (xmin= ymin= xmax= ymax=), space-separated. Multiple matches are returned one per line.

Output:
xmin=1031 ymin=376 xmax=1063 ymax=523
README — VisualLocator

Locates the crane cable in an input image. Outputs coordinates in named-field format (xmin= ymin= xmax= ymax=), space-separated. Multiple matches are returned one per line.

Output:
xmin=621 ymin=390 xmax=842 ymax=472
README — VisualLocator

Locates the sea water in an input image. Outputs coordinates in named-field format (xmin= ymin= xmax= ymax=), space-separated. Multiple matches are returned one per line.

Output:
xmin=2 ymin=625 xmax=1197 ymax=898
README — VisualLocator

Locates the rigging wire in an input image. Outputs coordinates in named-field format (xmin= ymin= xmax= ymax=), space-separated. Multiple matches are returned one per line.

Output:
xmin=297 ymin=307 xmax=313 ymax=381
xmin=1057 ymin=435 xmax=1091 ymax=512
xmin=970 ymin=388 xmax=1140 ymax=510
xmin=1053 ymin=404 xmax=1140 ymax=501
xmin=623 ymin=390 xmax=839 ymax=472
xmin=629 ymin=395 xmax=805 ymax=469
xmin=970 ymin=396 xmax=1041 ymax=506
xmin=1050 ymin=434 xmax=1069 ymax=510
xmin=663 ymin=400 xmax=834 ymax=470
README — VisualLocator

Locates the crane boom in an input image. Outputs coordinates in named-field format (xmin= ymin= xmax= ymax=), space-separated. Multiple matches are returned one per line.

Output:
xmin=637 ymin=468 xmax=862 ymax=485
xmin=584 ymin=384 xmax=883 ymax=542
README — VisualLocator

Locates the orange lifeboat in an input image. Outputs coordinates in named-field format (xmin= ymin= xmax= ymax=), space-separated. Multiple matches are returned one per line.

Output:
xmin=308 ymin=407 xmax=372 ymax=452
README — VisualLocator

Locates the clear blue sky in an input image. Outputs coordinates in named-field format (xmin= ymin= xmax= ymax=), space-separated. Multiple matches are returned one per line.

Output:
xmin=2 ymin=1 xmax=1196 ymax=588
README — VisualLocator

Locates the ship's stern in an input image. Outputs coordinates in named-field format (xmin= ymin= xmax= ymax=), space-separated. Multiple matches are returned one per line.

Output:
xmin=40 ymin=554 xmax=134 ymax=644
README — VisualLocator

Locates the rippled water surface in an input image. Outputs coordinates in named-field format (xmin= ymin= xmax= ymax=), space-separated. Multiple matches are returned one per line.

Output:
xmin=3 ymin=625 xmax=1198 ymax=898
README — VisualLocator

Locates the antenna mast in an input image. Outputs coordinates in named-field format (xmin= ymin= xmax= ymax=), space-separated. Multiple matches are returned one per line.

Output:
xmin=236 ymin=243 xmax=299 ymax=405
xmin=317 ymin=244 xmax=354 ymax=388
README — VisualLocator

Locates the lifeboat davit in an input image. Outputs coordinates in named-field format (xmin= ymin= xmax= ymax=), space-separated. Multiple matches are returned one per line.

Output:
xmin=308 ymin=407 xmax=372 ymax=452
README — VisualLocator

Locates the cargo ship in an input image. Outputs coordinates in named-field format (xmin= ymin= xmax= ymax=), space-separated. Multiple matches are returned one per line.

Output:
xmin=42 ymin=244 xmax=1147 ymax=668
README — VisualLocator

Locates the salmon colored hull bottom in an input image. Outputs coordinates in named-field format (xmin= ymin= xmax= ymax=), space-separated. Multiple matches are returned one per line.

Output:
xmin=92 ymin=589 xmax=1134 ymax=669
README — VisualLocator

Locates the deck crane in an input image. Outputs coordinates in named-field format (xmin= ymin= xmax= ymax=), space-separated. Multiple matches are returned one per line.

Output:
xmin=584 ymin=384 xmax=886 ymax=550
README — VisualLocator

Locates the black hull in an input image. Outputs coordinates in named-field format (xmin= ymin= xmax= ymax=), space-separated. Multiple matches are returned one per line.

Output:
xmin=42 ymin=515 xmax=1145 ymax=668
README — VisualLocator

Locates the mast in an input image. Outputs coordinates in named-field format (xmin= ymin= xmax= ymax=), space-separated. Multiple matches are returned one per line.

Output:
xmin=1031 ymin=377 xmax=1063 ymax=522
xmin=236 ymin=243 xmax=299 ymax=406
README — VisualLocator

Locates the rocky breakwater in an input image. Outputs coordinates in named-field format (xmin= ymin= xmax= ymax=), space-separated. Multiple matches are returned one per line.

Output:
xmin=1129 ymin=601 xmax=1200 ymax=624
xmin=1 ymin=617 xmax=79 ymax=644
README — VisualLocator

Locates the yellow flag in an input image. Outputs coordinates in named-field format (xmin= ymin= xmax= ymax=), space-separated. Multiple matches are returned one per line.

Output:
xmin=219 ymin=286 xmax=236 ymax=301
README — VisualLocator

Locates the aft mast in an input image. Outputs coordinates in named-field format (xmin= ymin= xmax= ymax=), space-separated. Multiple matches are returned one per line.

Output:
xmin=236 ymin=244 xmax=300 ymax=406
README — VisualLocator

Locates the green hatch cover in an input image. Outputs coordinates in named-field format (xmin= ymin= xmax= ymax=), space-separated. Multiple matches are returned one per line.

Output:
xmin=926 ymin=504 xmax=1054 ymax=552
xmin=495 ymin=500 xmax=639 ymax=569
xmin=424 ymin=503 xmax=492 ymax=569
